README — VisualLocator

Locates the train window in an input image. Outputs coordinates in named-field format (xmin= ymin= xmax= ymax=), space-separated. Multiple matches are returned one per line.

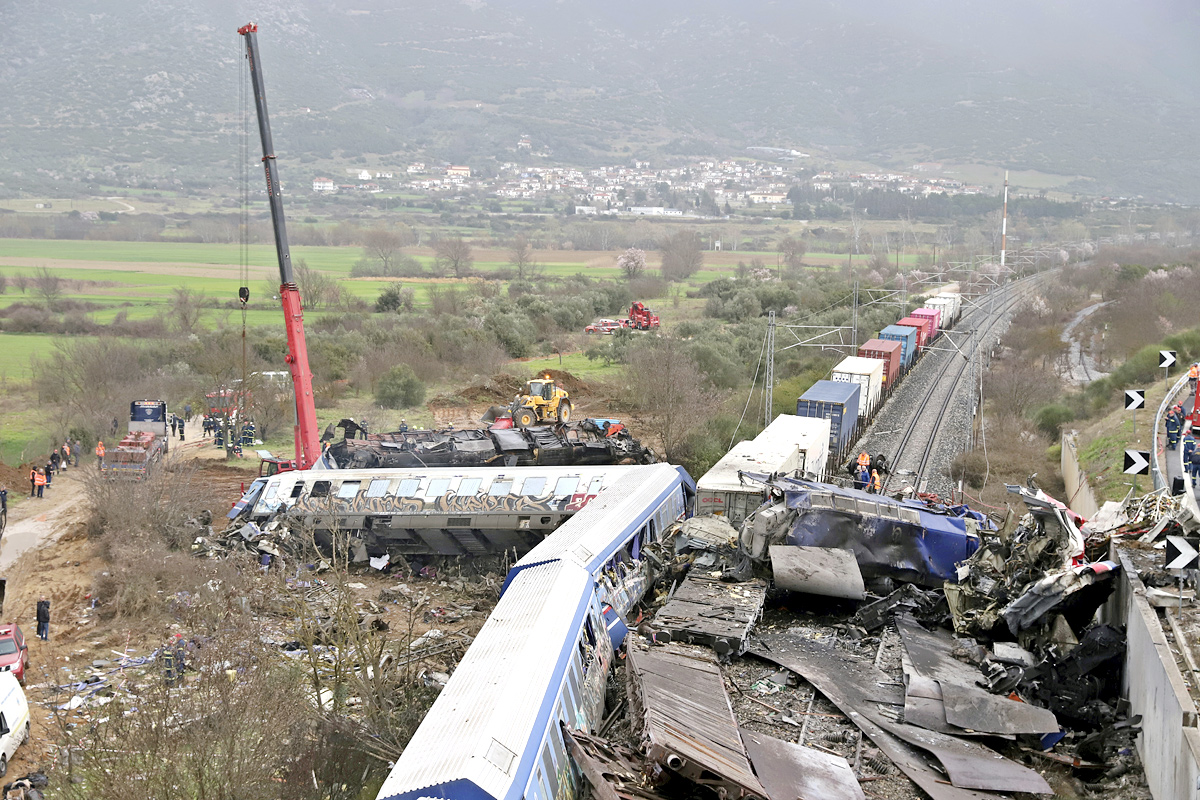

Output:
xmin=336 ymin=481 xmax=361 ymax=499
xmin=396 ymin=479 xmax=421 ymax=498
xmin=589 ymin=476 xmax=605 ymax=494
xmin=458 ymin=477 xmax=482 ymax=496
xmin=584 ymin=617 xmax=596 ymax=648
xmin=565 ymin=658 xmax=582 ymax=710
xmin=365 ymin=479 xmax=390 ymax=498
xmin=649 ymin=519 xmax=657 ymax=540
xmin=554 ymin=476 xmax=579 ymax=496
xmin=426 ymin=478 xmax=451 ymax=498
xmin=310 ymin=481 xmax=331 ymax=498
xmin=538 ymin=765 xmax=553 ymax=800
xmin=631 ymin=531 xmax=641 ymax=559
xmin=549 ymin=731 xmax=568 ymax=780
xmin=489 ymin=480 xmax=513 ymax=496
xmin=290 ymin=483 xmax=304 ymax=499
xmin=521 ymin=477 xmax=547 ymax=496
xmin=264 ymin=483 xmax=279 ymax=501
xmin=541 ymin=749 xmax=559 ymax=797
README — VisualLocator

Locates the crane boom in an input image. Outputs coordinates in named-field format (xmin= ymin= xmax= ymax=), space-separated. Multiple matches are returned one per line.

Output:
xmin=238 ymin=23 xmax=321 ymax=470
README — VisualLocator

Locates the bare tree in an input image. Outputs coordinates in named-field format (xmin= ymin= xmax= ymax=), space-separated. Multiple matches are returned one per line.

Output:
xmin=617 ymin=247 xmax=647 ymax=280
xmin=295 ymin=259 xmax=341 ymax=310
xmin=625 ymin=337 xmax=720 ymax=462
xmin=434 ymin=235 xmax=474 ymax=278
xmin=849 ymin=209 xmax=864 ymax=254
xmin=170 ymin=286 xmax=206 ymax=336
xmin=362 ymin=226 xmax=412 ymax=275
xmin=11 ymin=273 xmax=27 ymax=294
xmin=659 ymin=230 xmax=704 ymax=281
xmin=507 ymin=234 xmax=538 ymax=279
xmin=33 ymin=265 xmax=62 ymax=309
xmin=777 ymin=236 xmax=806 ymax=269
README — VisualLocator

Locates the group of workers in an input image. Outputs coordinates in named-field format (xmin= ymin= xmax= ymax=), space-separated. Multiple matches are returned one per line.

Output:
xmin=1166 ymin=364 xmax=1200 ymax=487
xmin=853 ymin=451 xmax=883 ymax=494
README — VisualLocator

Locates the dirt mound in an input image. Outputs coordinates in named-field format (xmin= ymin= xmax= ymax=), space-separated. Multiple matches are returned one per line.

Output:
xmin=454 ymin=373 xmax=525 ymax=404
xmin=537 ymin=369 xmax=590 ymax=395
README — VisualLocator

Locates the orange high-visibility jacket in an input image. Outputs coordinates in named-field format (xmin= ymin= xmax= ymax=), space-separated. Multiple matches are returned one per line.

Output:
xmin=95 ymin=443 xmax=106 ymax=458
xmin=34 ymin=471 xmax=46 ymax=487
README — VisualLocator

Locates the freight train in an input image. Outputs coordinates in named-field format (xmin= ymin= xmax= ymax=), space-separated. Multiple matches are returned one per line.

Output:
xmin=794 ymin=290 xmax=963 ymax=464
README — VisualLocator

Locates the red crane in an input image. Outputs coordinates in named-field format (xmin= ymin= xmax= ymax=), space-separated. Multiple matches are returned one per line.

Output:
xmin=238 ymin=23 xmax=321 ymax=470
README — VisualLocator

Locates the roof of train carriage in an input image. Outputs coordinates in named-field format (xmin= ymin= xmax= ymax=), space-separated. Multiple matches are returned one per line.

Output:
xmin=376 ymin=560 xmax=593 ymax=800
xmin=251 ymin=464 xmax=643 ymax=515
xmin=502 ymin=464 xmax=694 ymax=590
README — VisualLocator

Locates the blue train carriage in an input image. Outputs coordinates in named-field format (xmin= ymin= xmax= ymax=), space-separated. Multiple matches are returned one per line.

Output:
xmin=795 ymin=380 xmax=860 ymax=462
xmin=378 ymin=464 xmax=694 ymax=800
xmin=878 ymin=324 xmax=920 ymax=371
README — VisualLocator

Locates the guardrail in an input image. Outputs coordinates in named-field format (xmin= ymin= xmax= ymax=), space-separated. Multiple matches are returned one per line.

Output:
xmin=1153 ymin=373 xmax=1192 ymax=492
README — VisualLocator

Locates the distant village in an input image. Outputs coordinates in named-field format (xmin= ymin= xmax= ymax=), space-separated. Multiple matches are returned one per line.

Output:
xmin=309 ymin=148 xmax=987 ymax=218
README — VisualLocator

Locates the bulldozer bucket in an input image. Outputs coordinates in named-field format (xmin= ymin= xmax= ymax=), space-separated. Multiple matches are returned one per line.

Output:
xmin=480 ymin=405 xmax=511 ymax=423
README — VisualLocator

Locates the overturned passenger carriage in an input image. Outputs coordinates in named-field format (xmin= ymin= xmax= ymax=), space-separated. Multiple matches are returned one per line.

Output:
xmin=324 ymin=419 xmax=656 ymax=470
xmin=233 ymin=465 xmax=654 ymax=557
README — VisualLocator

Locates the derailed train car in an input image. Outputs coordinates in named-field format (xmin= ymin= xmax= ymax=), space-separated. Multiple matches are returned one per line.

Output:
xmin=324 ymin=419 xmax=656 ymax=470
xmin=231 ymin=465 xmax=656 ymax=557
xmin=376 ymin=463 xmax=694 ymax=800
xmin=740 ymin=474 xmax=991 ymax=588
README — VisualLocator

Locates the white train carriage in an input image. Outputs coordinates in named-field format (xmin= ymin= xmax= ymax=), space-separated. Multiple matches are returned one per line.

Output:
xmin=377 ymin=464 xmax=694 ymax=800
xmin=230 ymin=465 xmax=643 ymax=556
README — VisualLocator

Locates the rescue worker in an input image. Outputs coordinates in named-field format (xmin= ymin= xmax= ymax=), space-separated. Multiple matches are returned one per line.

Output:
xmin=95 ymin=440 xmax=106 ymax=470
xmin=1190 ymin=363 xmax=1199 ymax=394
xmin=34 ymin=468 xmax=46 ymax=499
xmin=1184 ymin=431 xmax=1196 ymax=465
xmin=1191 ymin=443 xmax=1200 ymax=488
xmin=28 ymin=466 xmax=35 ymax=498
xmin=399 ymin=418 xmax=408 ymax=433
xmin=1167 ymin=411 xmax=1182 ymax=449
xmin=870 ymin=468 xmax=882 ymax=494
xmin=857 ymin=451 xmax=871 ymax=472
xmin=854 ymin=465 xmax=869 ymax=491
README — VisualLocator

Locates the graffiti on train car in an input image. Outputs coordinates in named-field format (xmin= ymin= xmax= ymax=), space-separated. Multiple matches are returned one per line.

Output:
xmin=288 ymin=490 xmax=599 ymax=518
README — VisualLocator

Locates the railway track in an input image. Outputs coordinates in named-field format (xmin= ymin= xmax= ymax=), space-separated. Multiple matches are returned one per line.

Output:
xmin=875 ymin=271 xmax=1051 ymax=497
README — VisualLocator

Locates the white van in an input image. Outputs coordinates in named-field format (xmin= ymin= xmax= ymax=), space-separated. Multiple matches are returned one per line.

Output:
xmin=0 ymin=672 xmax=30 ymax=776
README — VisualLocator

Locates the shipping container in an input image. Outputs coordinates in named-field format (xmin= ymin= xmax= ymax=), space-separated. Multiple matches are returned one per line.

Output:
xmin=935 ymin=292 xmax=962 ymax=323
xmin=910 ymin=307 xmax=940 ymax=340
xmin=831 ymin=356 xmax=884 ymax=419
xmin=896 ymin=317 xmax=930 ymax=351
xmin=858 ymin=338 xmax=902 ymax=387
xmin=923 ymin=298 xmax=955 ymax=330
xmin=796 ymin=380 xmax=861 ymax=457
xmin=879 ymin=325 xmax=919 ymax=369
xmin=696 ymin=414 xmax=831 ymax=526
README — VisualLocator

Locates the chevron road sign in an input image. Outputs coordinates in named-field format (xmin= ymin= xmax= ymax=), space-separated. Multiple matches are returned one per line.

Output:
xmin=1160 ymin=350 xmax=1177 ymax=368
xmin=1123 ymin=449 xmax=1150 ymax=475
xmin=1124 ymin=390 xmax=1145 ymax=410
xmin=1166 ymin=535 xmax=1199 ymax=571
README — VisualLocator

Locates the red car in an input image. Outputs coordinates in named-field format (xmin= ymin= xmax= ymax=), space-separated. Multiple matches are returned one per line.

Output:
xmin=585 ymin=318 xmax=626 ymax=335
xmin=0 ymin=626 xmax=28 ymax=684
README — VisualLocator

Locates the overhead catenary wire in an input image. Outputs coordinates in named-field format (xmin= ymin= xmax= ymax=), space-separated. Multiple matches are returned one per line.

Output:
xmin=729 ymin=328 xmax=768 ymax=450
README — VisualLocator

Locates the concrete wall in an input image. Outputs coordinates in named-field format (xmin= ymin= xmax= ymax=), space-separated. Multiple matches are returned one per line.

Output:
xmin=1108 ymin=549 xmax=1200 ymax=800
xmin=1061 ymin=431 xmax=1101 ymax=518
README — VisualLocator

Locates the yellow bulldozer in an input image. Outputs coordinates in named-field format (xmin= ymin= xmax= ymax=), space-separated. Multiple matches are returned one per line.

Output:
xmin=505 ymin=376 xmax=572 ymax=427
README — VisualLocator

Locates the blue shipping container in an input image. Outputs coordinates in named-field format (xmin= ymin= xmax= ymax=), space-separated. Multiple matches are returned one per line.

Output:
xmin=796 ymin=380 xmax=861 ymax=455
xmin=879 ymin=325 xmax=919 ymax=369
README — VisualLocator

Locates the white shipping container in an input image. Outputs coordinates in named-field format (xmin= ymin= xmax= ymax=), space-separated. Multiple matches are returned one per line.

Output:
xmin=696 ymin=414 xmax=831 ymax=526
xmin=924 ymin=298 xmax=953 ymax=329
xmin=831 ymin=356 xmax=884 ymax=419
xmin=934 ymin=292 xmax=962 ymax=322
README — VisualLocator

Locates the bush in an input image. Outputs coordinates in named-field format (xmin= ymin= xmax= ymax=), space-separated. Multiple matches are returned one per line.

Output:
xmin=948 ymin=450 xmax=988 ymax=489
xmin=375 ymin=284 xmax=415 ymax=313
xmin=1033 ymin=403 xmax=1074 ymax=439
xmin=375 ymin=364 xmax=426 ymax=409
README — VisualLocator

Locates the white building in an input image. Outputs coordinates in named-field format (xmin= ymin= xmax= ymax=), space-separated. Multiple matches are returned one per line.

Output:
xmin=312 ymin=177 xmax=337 ymax=194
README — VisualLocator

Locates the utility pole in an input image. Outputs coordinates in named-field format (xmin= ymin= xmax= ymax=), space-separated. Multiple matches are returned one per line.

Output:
xmin=764 ymin=310 xmax=776 ymax=426
xmin=851 ymin=282 xmax=859 ymax=352
xmin=1000 ymin=170 xmax=1009 ymax=270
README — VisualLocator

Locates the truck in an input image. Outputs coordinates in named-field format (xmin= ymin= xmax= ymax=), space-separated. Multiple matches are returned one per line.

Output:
xmin=128 ymin=400 xmax=170 ymax=454
xmin=103 ymin=431 xmax=165 ymax=480
xmin=626 ymin=301 xmax=660 ymax=331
